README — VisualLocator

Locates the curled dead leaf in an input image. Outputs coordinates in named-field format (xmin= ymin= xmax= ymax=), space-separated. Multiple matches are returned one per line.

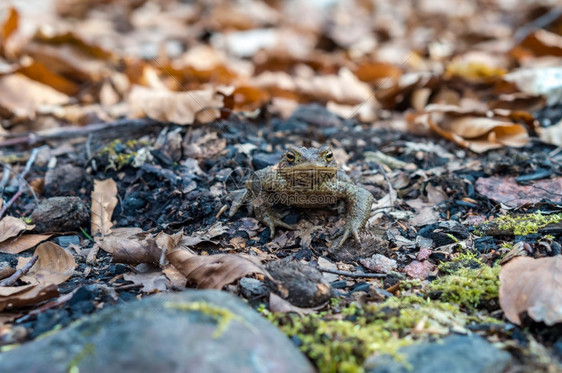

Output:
xmin=0 ymin=7 xmax=18 ymax=50
xmin=167 ymin=249 xmax=267 ymax=289
xmin=24 ymin=241 xmax=76 ymax=286
xmin=128 ymin=85 xmax=224 ymax=125
xmin=0 ymin=73 xmax=69 ymax=120
xmin=0 ymin=234 xmax=52 ymax=254
xmin=0 ymin=216 xmax=34 ymax=243
xmin=91 ymin=178 xmax=118 ymax=236
xmin=408 ymin=106 xmax=529 ymax=153
xmin=98 ymin=232 xmax=161 ymax=265
xmin=499 ymin=256 xmax=562 ymax=326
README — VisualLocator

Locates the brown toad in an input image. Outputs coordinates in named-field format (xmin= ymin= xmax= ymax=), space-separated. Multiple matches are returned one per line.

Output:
xmin=229 ymin=146 xmax=374 ymax=247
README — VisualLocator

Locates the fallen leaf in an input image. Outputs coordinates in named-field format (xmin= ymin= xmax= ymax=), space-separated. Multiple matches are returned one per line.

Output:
xmin=353 ymin=62 xmax=402 ymax=84
xmin=163 ymin=264 xmax=187 ymax=289
xmin=123 ymin=270 xmax=169 ymax=293
xmin=252 ymin=68 xmax=374 ymax=105
xmin=23 ymin=242 xmax=76 ymax=285
xmin=91 ymin=178 xmax=118 ymax=236
xmin=0 ymin=216 xmax=34 ymax=243
xmin=499 ymin=256 xmax=562 ymax=326
xmin=268 ymin=292 xmax=316 ymax=316
xmin=504 ymin=66 xmax=562 ymax=106
xmin=408 ymin=106 xmax=529 ymax=153
xmin=515 ymin=29 xmax=562 ymax=59
xmin=475 ymin=176 xmax=562 ymax=207
xmin=0 ymin=234 xmax=51 ymax=254
xmin=128 ymin=85 xmax=224 ymax=124
xmin=98 ymin=234 xmax=161 ymax=265
xmin=537 ymin=117 xmax=562 ymax=146
xmin=0 ymin=73 xmax=69 ymax=120
xmin=25 ymin=30 xmax=113 ymax=82
xmin=0 ymin=283 xmax=58 ymax=312
xmin=167 ymin=249 xmax=267 ymax=289
xmin=0 ymin=7 xmax=18 ymax=51
xmin=16 ymin=57 xmax=80 ymax=95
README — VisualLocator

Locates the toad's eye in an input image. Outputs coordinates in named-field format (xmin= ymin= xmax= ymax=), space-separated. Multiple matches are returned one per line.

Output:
xmin=325 ymin=152 xmax=333 ymax=162
xmin=286 ymin=151 xmax=296 ymax=163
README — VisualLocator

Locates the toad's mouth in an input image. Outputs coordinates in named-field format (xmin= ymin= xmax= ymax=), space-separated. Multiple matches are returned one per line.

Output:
xmin=279 ymin=164 xmax=338 ymax=172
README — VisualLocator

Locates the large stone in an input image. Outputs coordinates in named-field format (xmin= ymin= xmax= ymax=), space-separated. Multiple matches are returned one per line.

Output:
xmin=363 ymin=334 xmax=512 ymax=373
xmin=0 ymin=290 xmax=314 ymax=373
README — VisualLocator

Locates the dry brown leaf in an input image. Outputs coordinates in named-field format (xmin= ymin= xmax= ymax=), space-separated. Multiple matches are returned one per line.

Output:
xmin=515 ymin=29 xmax=562 ymax=59
xmin=123 ymin=270 xmax=169 ymax=293
xmin=504 ymin=67 xmax=562 ymax=106
xmin=24 ymin=30 xmax=113 ymax=82
xmin=128 ymin=85 xmax=224 ymax=125
xmin=0 ymin=7 xmax=18 ymax=50
xmin=252 ymin=68 xmax=373 ymax=105
xmin=0 ymin=216 xmax=34 ymax=243
xmin=499 ymin=256 xmax=562 ymax=326
xmin=354 ymin=62 xmax=402 ymax=84
xmin=475 ymin=176 xmax=562 ymax=207
xmin=91 ymin=178 xmax=118 ymax=236
xmin=16 ymin=57 xmax=80 ymax=95
xmin=408 ymin=106 xmax=529 ymax=153
xmin=24 ymin=242 xmax=76 ymax=286
xmin=163 ymin=264 xmax=188 ymax=289
xmin=0 ymin=73 xmax=69 ymax=120
xmin=537 ymin=117 xmax=562 ymax=146
xmin=0 ymin=283 xmax=58 ymax=312
xmin=268 ymin=292 xmax=316 ymax=316
xmin=0 ymin=234 xmax=51 ymax=254
xmin=98 ymin=234 xmax=161 ymax=265
xmin=167 ymin=250 xmax=267 ymax=289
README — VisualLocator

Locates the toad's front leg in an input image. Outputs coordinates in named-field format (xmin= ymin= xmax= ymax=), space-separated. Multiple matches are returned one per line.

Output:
xmin=332 ymin=183 xmax=374 ymax=247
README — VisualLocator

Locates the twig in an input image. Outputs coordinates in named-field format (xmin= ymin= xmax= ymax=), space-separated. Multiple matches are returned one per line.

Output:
xmin=317 ymin=266 xmax=387 ymax=278
xmin=514 ymin=7 xmax=562 ymax=44
xmin=0 ymin=118 xmax=160 ymax=147
xmin=0 ymin=255 xmax=39 ymax=287
xmin=0 ymin=148 xmax=40 ymax=219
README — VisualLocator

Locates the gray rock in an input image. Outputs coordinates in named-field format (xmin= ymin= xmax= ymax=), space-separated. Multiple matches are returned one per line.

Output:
xmin=0 ymin=290 xmax=314 ymax=373
xmin=239 ymin=277 xmax=269 ymax=299
xmin=363 ymin=334 xmax=512 ymax=373
xmin=55 ymin=235 xmax=81 ymax=248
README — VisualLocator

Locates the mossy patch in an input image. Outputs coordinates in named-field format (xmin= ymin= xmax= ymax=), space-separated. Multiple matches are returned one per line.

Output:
xmin=263 ymin=296 xmax=468 ymax=373
xmin=97 ymin=139 xmax=150 ymax=171
xmin=165 ymin=301 xmax=247 ymax=338
xmin=430 ymin=253 xmax=499 ymax=311
xmin=67 ymin=343 xmax=95 ymax=373
xmin=477 ymin=211 xmax=562 ymax=236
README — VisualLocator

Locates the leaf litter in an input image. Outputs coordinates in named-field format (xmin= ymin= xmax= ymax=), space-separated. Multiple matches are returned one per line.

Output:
xmin=0 ymin=1 xmax=561 ymax=371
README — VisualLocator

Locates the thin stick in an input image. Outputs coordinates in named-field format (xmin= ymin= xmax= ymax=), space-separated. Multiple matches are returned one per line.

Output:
xmin=0 ymin=255 xmax=39 ymax=287
xmin=0 ymin=118 xmax=159 ymax=147
xmin=0 ymin=148 xmax=39 ymax=219
xmin=317 ymin=266 xmax=387 ymax=278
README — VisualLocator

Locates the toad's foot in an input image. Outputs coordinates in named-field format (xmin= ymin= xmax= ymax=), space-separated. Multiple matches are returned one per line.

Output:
xmin=256 ymin=208 xmax=295 ymax=238
xmin=331 ymin=223 xmax=361 ymax=248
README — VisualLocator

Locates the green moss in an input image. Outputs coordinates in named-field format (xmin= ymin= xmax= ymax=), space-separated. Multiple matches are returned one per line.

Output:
xmin=264 ymin=296 xmax=467 ymax=373
xmin=67 ymin=343 xmax=95 ymax=373
xmin=165 ymin=301 xmax=249 ymax=338
xmin=493 ymin=211 xmax=562 ymax=236
xmin=430 ymin=255 xmax=499 ymax=311
xmin=437 ymin=250 xmax=481 ymax=275
xmin=97 ymin=138 xmax=149 ymax=171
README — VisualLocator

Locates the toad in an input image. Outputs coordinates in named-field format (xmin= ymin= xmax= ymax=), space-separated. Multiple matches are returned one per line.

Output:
xmin=229 ymin=146 xmax=374 ymax=247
